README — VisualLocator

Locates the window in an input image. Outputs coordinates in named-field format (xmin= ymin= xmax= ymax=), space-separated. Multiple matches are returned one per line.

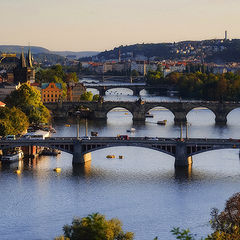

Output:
xmin=55 ymin=94 xmax=57 ymax=97
xmin=51 ymin=94 xmax=53 ymax=97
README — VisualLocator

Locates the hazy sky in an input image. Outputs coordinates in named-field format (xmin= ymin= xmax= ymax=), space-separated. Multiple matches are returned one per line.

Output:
xmin=1 ymin=0 xmax=239 ymax=51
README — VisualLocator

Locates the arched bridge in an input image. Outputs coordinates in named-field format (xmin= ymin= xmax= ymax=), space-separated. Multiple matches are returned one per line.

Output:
xmin=83 ymin=83 xmax=172 ymax=96
xmin=45 ymin=101 xmax=240 ymax=124
xmin=1 ymin=137 xmax=240 ymax=167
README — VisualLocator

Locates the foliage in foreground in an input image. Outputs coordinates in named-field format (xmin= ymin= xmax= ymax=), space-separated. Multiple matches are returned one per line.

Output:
xmin=0 ymin=107 xmax=29 ymax=136
xmin=169 ymin=192 xmax=240 ymax=240
xmin=5 ymin=83 xmax=50 ymax=124
xmin=55 ymin=213 xmax=134 ymax=240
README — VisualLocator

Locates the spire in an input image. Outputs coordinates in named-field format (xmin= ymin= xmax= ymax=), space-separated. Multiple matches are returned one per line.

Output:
xmin=20 ymin=49 xmax=26 ymax=68
xmin=26 ymin=47 xmax=33 ymax=68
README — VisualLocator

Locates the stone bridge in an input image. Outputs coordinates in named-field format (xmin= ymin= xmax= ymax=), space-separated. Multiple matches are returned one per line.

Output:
xmin=84 ymin=83 xmax=173 ymax=96
xmin=45 ymin=101 xmax=240 ymax=124
xmin=1 ymin=137 xmax=240 ymax=168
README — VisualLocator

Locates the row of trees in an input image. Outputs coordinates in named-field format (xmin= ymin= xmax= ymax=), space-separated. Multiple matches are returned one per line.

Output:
xmin=55 ymin=192 xmax=240 ymax=240
xmin=146 ymin=70 xmax=240 ymax=101
xmin=0 ymin=83 xmax=50 ymax=136
xmin=36 ymin=65 xmax=79 ymax=98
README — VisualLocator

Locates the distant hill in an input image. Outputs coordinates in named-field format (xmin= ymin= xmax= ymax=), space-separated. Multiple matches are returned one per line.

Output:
xmin=52 ymin=51 xmax=99 ymax=59
xmin=0 ymin=45 xmax=98 ymax=58
xmin=81 ymin=39 xmax=240 ymax=63
xmin=0 ymin=45 xmax=50 ymax=54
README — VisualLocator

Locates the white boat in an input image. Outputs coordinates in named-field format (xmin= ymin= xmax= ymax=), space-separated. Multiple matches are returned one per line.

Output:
xmin=1 ymin=149 xmax=24 ymax=163
xmin=126 ymin=128 xmax=136 ymax=133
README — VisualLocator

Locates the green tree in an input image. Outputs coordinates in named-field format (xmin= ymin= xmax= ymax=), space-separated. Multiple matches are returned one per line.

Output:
xmin=80 ymin=91 xmax=93 ymax=101
xmin=0 ymin=107 xmax=29 ymax=136
xmin=55 ymin=213 xmax=134 ymax=240
xmin=65 ymin=72 xmax=78 ymax=83
xmin=93 ymin=94 xmax=100 ymax=101
xmin=5 ymin=83 xmax=50 ymax=124
xmin=131 ymin=70 xmax=139 ymax=77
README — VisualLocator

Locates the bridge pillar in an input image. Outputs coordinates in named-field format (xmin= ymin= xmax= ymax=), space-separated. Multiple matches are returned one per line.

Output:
xmin=174 ymin=112 xmax=187 ymax=124
xmin=99 ymin=88 xmax=106 ymax=96
xmin=93 ymin=111 xmax=107 ymax=120
xmin=72 ymin=141 xmax=92 ymax=165
xmin=133 ymin=111 xmax=145 ymax=122
xmin=132 ymin=88 xmax=140 ymax=96
xmin=175 ymin=142 xmax=192 ymax=167
xmin=215 ymin=114 xmax=227 ymax=125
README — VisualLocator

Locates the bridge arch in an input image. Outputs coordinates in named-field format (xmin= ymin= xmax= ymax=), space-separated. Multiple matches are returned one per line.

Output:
xmin=226 ymin=107 xmax=240 ymax=125
xmin=0 ymin=142 xmax=74 ymax=155
xmin=188 ymin=146 xmax=240 ymax=158
xmin=186 ymin=106 xmax=216 ymax=124
xmin=105 ymin=87 xmax=134 ymax=96
xmin=106 ymin=106 xmax=133 ymax=121
xmin=86 ymin=88 xmax=100 ymax=95
xmin=81 ymin=144 xmax=176 ymax=158
xmin=145 ymin=105 xmax=176 ymax=123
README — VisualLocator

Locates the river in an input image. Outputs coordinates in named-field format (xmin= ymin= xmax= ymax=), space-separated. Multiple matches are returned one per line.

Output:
xmin=1 ymin=83 xmax=240 ymax=239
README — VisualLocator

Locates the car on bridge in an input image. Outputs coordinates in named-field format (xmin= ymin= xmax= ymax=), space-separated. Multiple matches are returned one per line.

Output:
xmin=117 ymin=135 xmax=129 ymax=140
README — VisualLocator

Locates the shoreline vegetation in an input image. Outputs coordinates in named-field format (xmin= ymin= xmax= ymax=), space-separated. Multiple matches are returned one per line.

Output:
xmin=55 ymin=193 xmax=240 ymax=240
xmin=146 ymin=70 xmax=240 ymax=101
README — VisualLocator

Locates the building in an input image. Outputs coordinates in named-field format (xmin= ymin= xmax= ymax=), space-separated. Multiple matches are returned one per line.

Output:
xmin=13 ymin=49 xmax=35 ymax=84
xmin=131 ymin=61 xmax=147 ymax=75
xmin=41 ymin=82 xmax=63 ymax=103
xmin=71 ymin=83 xmax=86 ymax=101
xmin=0 ymin=82 xmax=21 ymax=101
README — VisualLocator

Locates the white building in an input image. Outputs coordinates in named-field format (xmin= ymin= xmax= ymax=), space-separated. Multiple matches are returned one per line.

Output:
xmin=131 ymin=61 xmax=147 ymax=75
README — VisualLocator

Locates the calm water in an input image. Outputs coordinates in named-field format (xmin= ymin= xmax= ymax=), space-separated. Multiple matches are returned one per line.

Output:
xmin=1 ymin=88 xmax=240 ymax=239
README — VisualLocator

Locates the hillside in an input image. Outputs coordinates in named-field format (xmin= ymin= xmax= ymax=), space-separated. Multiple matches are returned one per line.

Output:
xmin=52 ymin=51 xmax=99 ymax=58
xmin=0 ymin=45 xmax=50 ymax=54
xmin=81 ymin=39 xmax=240 ymax=63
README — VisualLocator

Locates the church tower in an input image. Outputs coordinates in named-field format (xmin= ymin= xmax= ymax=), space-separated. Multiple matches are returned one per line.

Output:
xmin=14 ymin=47 xmax=35 ymax=83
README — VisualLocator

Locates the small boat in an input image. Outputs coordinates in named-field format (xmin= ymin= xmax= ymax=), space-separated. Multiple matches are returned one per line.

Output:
xmin=106 ymin=155 xmax=115 ymax=159
xmin=53 ymin=167 xmax=61 ymax=172
xmin=126 ymin=128 xmax=136 ymax=133
xmin=119 ymin=155 xmax=124 ymax=159
xmin=41 ymin=148 xmax=61 ymax=156
xmin=145 ymin=112 xmax=154 ymax=118
xmin=65 ymin=124 xmax=71 ymax=127
xmin=14 ymin=169 xmax=21 ymax=174
xmin=1 ymin=149 xmax=24 ymax=163
xmin=91 ymin=131 xmax=98 ymax=137
xmin=157 ymin=120 xmax=167 ymax=125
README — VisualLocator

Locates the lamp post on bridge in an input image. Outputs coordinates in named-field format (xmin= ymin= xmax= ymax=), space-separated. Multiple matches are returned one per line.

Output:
xmin=75 ymin=108 xmax=89 ymax=138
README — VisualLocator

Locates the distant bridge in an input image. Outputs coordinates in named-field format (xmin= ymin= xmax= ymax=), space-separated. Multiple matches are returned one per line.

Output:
xmin=83 ymin=83 xmax=173 ymax=96
xmin=45 ymin=100 xmax=240 ymax=124
xmin=1 ymin=137 xmax=240 ymax=167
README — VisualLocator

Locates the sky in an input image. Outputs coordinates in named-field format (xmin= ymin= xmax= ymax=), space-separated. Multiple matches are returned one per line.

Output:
xmin=0 ymin=0 xmax=240 ymax=52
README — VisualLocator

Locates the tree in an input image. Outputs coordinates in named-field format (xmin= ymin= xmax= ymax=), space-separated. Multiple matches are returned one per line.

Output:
xmin=131 ymin=70 xmax=139 ymax=77
xmin=55 ymin=213 xmax=134 ymax=240
xmin=209 ymin=192 xmax=240 ymax=234
xmin=0 ymin=107 xmax=29 ymax=136
xmin=93 ymin=94 xmax=100 ymax=101
xmin=5 ymin=83 xmax=50 ymax=124
xmin=80 ymin=91 xmax=93 ymax=101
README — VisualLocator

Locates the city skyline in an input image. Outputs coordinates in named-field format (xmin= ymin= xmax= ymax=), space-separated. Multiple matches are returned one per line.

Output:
xmin=0 ymin=0 xmax=239 ymax=52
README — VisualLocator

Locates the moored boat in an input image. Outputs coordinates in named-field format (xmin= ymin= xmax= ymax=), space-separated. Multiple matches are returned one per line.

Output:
xmin=126 ymin=128 xmax=136 ymax=133
xmin=1 ymin=149 xmax=24 ymax=163
xmin=157 ymin=120 xmax=167 ymax=125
